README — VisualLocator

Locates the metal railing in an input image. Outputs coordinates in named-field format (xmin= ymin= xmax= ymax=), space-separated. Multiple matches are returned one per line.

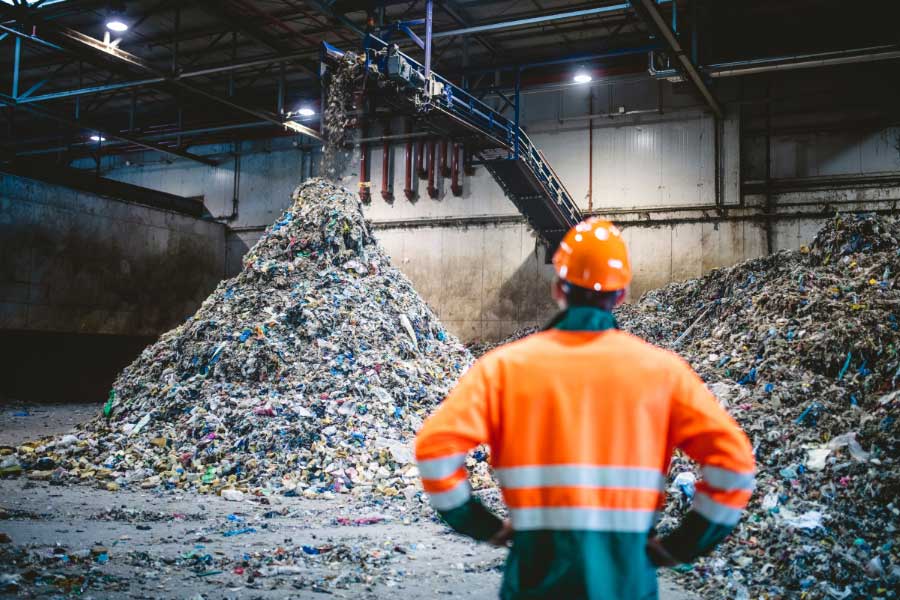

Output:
xmin=323 ymin=36 xmax=581 ymax=229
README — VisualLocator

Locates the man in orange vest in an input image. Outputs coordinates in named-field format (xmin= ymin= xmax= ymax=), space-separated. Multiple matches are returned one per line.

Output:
xmin=415 ymin=218 xmax=755 ymax=599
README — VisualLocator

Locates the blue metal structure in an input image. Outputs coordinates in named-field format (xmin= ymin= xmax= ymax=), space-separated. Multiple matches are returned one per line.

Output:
xmin=322 ymin=35 xmax=582 ymax=246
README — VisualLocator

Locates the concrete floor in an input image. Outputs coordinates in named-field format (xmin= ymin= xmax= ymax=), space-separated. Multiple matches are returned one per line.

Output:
xmin=0 ymin=404 xmax=699 ymax=599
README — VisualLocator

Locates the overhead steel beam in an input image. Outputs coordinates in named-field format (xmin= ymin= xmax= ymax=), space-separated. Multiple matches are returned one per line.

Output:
xmin=16 ymin=50 xmax=316 ymax=104
xmin=424 ymin=0 xmax=433 ymax=81
xmin=0 ymin=92 xmax=219 ymax=166
xmin=196 ymin=0 xmax=288 ymax=54
xmin=0 ymin=7 xmax=323 ymax=140
xmin=12 ymin=36 xmax=21 ymax=97
xmin=628 ymin=0 xmax=722 ymax=119
xmin=461 ymin=44 xmax=660 ymax=75
xmin=303 ymin=0 xmax=367 ymax=38
xmin=432 ymin=4 xmax=633 ymax=38
xmin=440 ymin=0 xmax=499 ymax=57
xmin=650 ymin=44 xmax=900 ymax=80
xmin=0 ymin=23 xmax=63 ymax=51
xmin=53 ymin=26 xmax=322 ymax=138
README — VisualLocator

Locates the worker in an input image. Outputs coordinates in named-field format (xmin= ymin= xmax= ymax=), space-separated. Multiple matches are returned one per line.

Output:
xmin=414 ymin=218 xmax=756 ymax=600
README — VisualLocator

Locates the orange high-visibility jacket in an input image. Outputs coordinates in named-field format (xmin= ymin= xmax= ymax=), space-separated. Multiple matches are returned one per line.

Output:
xmin=415 ymin=312 xmax=755 ymax=599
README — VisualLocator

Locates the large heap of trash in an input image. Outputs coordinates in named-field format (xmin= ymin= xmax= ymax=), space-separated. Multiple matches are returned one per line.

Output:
xmin=4 ymin=179 xmax=472 ymax=501
xmin=469 ymin=215 xmax=899 ymax=598
xmin=467 ymin=326 xmax=538 ymax=357
xmin=617 ymin=214 xmax=899 ymax=599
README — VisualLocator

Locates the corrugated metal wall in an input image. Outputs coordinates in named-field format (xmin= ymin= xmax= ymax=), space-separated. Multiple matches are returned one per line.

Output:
xmin=770 ymin=127 xmax=900 ymax=178
xmin=521 ymin=79 xmax=717 ymax=211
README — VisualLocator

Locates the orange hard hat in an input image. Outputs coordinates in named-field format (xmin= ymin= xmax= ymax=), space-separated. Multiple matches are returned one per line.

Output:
xmin=552 ymin=218 xmax=632 ymax=291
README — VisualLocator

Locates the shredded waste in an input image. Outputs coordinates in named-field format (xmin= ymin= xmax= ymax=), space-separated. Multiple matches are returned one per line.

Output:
xmin=2 ymin=178 xmax=472 ymax=501
xmin=321 ymin=49 xmax=363 ymax=180
xmin=620 ymin=214 xmax=900 ymax=599
xmin=467 ymin=326 xmax=538 ymax=358
xmin=472 ymin=214 xmax=900 ymax=599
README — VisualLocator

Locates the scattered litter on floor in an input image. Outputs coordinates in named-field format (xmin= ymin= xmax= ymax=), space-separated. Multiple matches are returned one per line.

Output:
xmin=3 ymin=178 xmax=471 ymax=504
xmin=0 ymin=481 xmax=509 ymax=598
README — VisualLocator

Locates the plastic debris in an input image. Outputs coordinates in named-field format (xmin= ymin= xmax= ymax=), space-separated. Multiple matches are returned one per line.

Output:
xmin=222 ymin=527 xmax=256 ymax=537
xmin=778 ymin=508 xmax=825 ymax=530
xmin=615 ymin=214 xmax=899 ymax=599
xmin=220 ymin=489 xmax=245 ymax=502
xmin=475 ymin=215 xmax=899 ymax=598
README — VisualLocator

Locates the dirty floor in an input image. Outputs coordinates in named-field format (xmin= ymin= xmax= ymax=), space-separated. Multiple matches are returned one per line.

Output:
xmin=0 ymin=404 xmax=700 ymax=599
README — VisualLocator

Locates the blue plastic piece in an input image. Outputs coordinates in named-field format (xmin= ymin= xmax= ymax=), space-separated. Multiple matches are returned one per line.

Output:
xmin=837 ymin=351 xmax=852 ymax=380
xmin=738 ymin=367 xmax=757 ymax=385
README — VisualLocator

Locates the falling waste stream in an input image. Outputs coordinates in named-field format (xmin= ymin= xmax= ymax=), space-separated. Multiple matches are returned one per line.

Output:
xmin=0 ymin=48 xmax=898 ymax=600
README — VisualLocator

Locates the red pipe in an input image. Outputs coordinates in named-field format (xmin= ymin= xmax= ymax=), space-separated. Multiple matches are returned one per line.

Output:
xmin=440 ymin=138 xmax=450 ymax=177
xmin=381 ymin=125 xmax=393 ymax=202
xmin=427 ymin=139 xmax=438 ymax=199
xmin=359 ymin=126 xmax=371 ymax=203
xmin=451 ymin=142 xmax=462 ymax=196
xmin=415 ymin=139 xmax=426 ymax=179
xmin=404 ymin=131 xmax=414 ymax=201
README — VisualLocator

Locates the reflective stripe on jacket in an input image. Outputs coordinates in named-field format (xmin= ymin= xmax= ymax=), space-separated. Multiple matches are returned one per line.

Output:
xmin=414 ymin=306 xmax=755 ymax=600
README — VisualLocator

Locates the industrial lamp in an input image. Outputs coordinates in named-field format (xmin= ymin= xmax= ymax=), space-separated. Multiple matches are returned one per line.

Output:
xmin=106 ymin=19 xmax=128 ymax=32
xmin=573 ymin=70 xmax=592 ymax=84
xmin=106 ymin=1 xmax=129 ymax=32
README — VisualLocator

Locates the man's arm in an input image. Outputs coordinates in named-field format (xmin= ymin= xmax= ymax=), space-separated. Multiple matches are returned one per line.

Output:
xmin=658 ymin=358 xmax=756 ymax=564
xmin=414 ymin=359 xmax=504 ymax=541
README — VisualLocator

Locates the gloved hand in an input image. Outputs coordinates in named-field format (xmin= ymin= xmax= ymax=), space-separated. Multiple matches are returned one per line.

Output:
xmin=489 ymin=519 xmax=514 ymax=547
xmin=646 ymin=536 xmax=679 ymax=567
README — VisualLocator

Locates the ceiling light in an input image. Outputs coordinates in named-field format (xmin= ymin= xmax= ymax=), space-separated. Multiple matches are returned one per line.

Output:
xmin=90 ymin=135 xmax=106 ymax=142
xmin=297 ymin=107 xmax=316 ymax=117
xmin=106 ymin=19 xmax=128 ymax=32
xmin=573 ymin=71 xmax=592 ymax=84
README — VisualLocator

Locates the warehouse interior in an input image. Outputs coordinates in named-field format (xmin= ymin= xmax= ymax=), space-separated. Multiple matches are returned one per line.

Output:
xmin=1 ymin=0 xmax=899 ymax=598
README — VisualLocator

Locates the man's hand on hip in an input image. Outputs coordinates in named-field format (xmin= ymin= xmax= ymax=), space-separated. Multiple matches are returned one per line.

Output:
xmin=488 ymin=519 xmax=514 ymax=547
xmin=646 ymin=536 xmax=679 ymax=567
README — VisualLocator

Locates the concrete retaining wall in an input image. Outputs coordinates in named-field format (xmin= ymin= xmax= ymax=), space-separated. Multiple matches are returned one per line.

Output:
xmin=0 ymin=174 xmax=226 ymax=337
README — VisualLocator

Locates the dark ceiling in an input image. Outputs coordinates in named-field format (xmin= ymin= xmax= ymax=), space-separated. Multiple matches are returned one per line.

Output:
xmin=0 ymin=0 xmax=898 ymax=166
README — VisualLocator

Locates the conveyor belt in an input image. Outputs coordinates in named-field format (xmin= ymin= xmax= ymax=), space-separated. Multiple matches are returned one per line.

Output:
xmin=322 ymin=36 xmax=582 ymax=247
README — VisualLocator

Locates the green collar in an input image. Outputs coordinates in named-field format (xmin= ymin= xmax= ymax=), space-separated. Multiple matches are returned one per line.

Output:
xmin=545 ymin=306 xmax=618 ymax=332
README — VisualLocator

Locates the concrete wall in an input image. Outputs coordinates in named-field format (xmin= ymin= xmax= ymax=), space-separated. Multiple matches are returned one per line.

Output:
xmin=0 ymin=174 xmax=226 ymax=337
xmin=79 ymin=71 xmax=900 ymax=342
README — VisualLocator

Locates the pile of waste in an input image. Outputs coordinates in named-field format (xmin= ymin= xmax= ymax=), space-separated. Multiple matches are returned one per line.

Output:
xmin=1 ymin=179 xmax=472 ymax=501
xmin=467 ymin=326 xmax=538 ymax=358
xmin=615 ymin=214 xmax=899 ymax=599
xmin=465 ymin=214 xmax=899 ymax=598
